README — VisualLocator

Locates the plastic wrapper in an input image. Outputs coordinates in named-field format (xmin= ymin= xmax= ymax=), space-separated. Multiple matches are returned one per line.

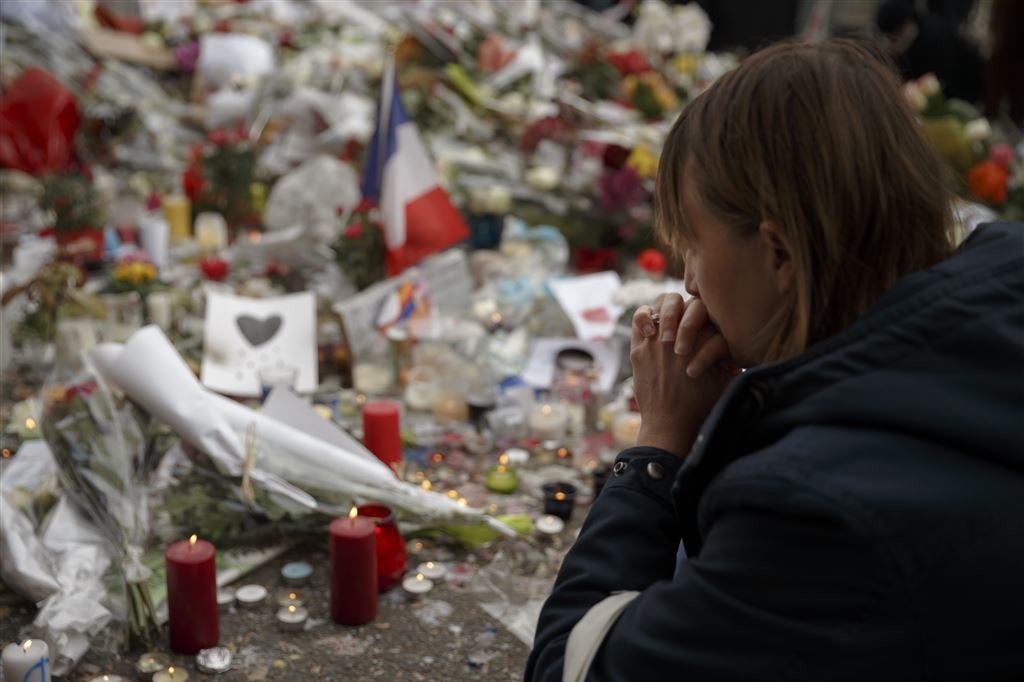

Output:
xmin=263 ymin=155 xmax=362 ymax=241
xmin=40 ymin=354 xmax=164 ymax=649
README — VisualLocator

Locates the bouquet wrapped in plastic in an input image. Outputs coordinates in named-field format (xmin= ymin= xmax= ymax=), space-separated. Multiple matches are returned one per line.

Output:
xmin=40 ymin=355 xmax=163 ymax=649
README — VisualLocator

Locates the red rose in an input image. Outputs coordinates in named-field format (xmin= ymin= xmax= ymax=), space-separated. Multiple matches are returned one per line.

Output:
xmin=182 ymin=165 xmax=205 ymax=200
xmin=345 ymin=222 xmax=365 ymax=239
xmin=602 ymin=144 xmax=631 ymax=170
xmin=210 ymin=129 xmax=228 ymax=146
xmin=354 ymin=198 xmax=377 ymax=214
xmin=637 ymin=248 xmax=667 ymax=275
xmin=199 ymin=256 xmax=229 ymax=281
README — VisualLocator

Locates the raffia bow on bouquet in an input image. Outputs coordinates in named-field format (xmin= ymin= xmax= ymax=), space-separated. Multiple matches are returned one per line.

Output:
xmin=40 ymin=357 xmax=163 ymax=649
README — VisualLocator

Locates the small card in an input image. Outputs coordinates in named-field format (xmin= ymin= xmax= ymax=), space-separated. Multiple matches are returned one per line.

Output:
xmin=548 ymin=271 xmax=624 ymax=341
xmin=201 ymin=291 xmax=317 ymax=397
xmin=522 ymin=337 xmax=622 ymax=395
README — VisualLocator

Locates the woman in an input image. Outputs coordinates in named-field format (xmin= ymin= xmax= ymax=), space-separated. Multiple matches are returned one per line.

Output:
xmin=526 ymin=39 xmax=1023 ymax=681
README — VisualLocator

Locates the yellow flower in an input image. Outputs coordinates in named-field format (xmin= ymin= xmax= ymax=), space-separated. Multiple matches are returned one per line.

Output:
xmin=627 ymin=145 xmax=660 ymax=179
xmin=113 ymin=262 xmax=156 ymax=287
xmin=673 ymin=53 xmax=700 ymax=76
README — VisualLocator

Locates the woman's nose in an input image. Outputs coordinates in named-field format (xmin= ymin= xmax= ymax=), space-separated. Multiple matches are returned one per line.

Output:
xmin=683 ymin=254 xmax=699 ymax=298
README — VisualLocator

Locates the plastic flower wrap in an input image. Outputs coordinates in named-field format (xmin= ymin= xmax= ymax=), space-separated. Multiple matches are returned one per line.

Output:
xmin=40 ymin=355 xmax=163 ymax=649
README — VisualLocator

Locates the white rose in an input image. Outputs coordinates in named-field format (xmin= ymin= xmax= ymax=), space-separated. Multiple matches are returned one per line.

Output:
xmin=903 ymin=82 xmax=926 ymax=111
xmin=673 ymin=4 xmax=713 ymax=54
xmin=963 ymin=118 xmax=992 ymax=142
xmin=918 ymin=73 xmax=941 ymax=97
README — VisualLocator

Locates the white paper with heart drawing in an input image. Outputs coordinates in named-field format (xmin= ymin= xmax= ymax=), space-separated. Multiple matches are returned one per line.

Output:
xmin=201 ymin=291 xmax=317 ymax=397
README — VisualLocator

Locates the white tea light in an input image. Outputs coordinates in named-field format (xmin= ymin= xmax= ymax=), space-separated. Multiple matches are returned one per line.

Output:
xmin=281 ymin=561 xmax=313 ymax=585
xmin=276 ymin=604 xmax=309 ymax=631
xmin=152 ymin=667 xmax=189 ymax=682
xmin=536 ymin=514 xmax=566 ymax=535
xmin=235 ymin=584 xmax=268 ymax=607
xmin=504 ymin=447 xmax=530 ymax=466
xmin=2 ymin=640 xmax=51 ymax=682
xmin=88 ymin=676 xmax=125 ymax=682
xmin=196 ymin=646 xmax=233 ymax=674
xmin=402 ymin=572 xmax=434 ymax=596
xmin=416 ymin=561 xmax=447 ymax=581
xmin=216 ymin=588 xmax=234 ymax=609
xmin=136 ymin=651 xmax=170 ymax=674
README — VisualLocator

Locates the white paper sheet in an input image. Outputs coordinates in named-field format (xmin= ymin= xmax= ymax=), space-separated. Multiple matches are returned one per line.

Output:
xmin=548 ymin=271 xmax=624 ymax=341
xmin=201 ymin=291 xmax=318 ymax=398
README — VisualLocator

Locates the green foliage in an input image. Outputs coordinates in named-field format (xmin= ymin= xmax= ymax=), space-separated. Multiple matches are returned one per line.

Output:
xmin=40 ymin=174 xmax=104 ymax=232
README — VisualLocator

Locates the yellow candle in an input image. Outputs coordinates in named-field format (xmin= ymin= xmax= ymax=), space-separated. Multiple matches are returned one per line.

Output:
xmin=163 ymin=194 xmax=192 ymax=243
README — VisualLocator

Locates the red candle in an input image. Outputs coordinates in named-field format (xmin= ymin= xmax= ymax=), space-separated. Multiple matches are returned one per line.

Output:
xmin=329 ymin=508 xmax=377 ymax=625
xmin=165 ymin=534 xmax=218 ymax=654
xmin=362 ymin=400 xmax=402 ymax=469
xmin=357 ymin=503 xmax=408 ymax=592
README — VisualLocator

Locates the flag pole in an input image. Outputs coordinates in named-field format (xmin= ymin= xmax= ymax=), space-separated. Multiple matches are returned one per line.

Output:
xmin=376 ymin=48 xmax=396 ymax=191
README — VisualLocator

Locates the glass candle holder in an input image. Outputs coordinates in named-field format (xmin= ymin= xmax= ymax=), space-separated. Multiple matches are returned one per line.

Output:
xmin=484 ymin=454 xmax=519 ymax=494
xmin=542 ymin=481 xmax=578 ymax=522
xmin=357 ymin=503 xmax=408 ymax=592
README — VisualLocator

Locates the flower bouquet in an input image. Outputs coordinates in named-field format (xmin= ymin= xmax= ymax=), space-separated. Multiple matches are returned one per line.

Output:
xmin=183 ymin=126 xmax=262 ymax=234
xmin=40 ymin=357 xmax=164 ymax=649
xmin=331 ymin=200 xmax=387 ymax=291
xmin=39 ymin=173 xmax=106 ymax=263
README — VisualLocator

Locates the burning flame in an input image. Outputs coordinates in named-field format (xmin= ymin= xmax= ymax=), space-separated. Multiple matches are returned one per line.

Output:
xmin=555 ymin=492 xmax=566 ymax=501
xmin=541 ymin=404 xmax=552 ymax=416
xmin=288 ymin=605 xmax=297 ymax=613
xmin=349 ymin=506 xmax=358 ymax=520
xmin=189 ymin=534 xmax=197 ymax=546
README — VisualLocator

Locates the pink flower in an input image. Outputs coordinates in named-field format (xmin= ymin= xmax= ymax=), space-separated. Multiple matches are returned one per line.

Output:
xmin=990 ymin=143 xmax=1014 ymax=170
xmin=345 ymin=222 xmax=365 ymax=239
xmin=598 ymin=166 xmax=646 ymax=212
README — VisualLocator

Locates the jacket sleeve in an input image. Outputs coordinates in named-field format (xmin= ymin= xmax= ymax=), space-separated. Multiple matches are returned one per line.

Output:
xmin=524 ymin=448 xmax=912 ymax=681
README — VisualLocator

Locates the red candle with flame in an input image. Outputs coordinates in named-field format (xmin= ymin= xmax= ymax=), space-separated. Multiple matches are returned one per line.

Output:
xmin=165 ymin=534 xmax=218 ymax=653
xmin=362 ymin=400 xmax=402 ymax=469
xmin=329 ymin=508 xmax=377 ymax=625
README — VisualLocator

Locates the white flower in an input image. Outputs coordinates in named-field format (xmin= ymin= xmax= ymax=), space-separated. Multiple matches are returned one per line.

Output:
xmin=963 ymin=118 xmax=992 ymax=142
xmin=903 ymin=82 xmax=926 ymax=111
xmin=918 ymin=73 xmax=941 ymax=97
xmin=525 ymin=166 xmax=560 ymax=192
xmin=672 ymin=3 xmax=713 ymax=53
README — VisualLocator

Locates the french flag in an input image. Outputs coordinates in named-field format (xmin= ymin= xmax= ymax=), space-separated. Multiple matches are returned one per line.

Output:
xmin=362 ymin=59 xmax=469 ymax=275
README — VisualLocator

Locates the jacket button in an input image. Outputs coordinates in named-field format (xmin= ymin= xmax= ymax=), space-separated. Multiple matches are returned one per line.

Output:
xmin=646 ymin=462 xmax=664 ymax=480
xmin=613 ymin=461 xmax=627 ymax=476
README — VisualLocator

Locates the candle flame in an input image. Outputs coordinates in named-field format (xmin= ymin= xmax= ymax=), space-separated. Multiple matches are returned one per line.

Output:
xmin=446 ymin=490 xmax=458 ymax=499
xmin=498 ymin=453 xmax=509 ymax=465
xmin=457 ymin=497 xmax=468 ymax=507
xmin=496 ymin=464 xmax=507 ymax=474
xmin=490 ymin=312 xmax=502 ymax=324
xmin=189 ymin=534 xmax=197 ymax=546
xmin=1 ymin=448 xmax=10 ymax=458
xmin=25 ymin=417 xmax=37 ymax=430
xmin=289 ymin=592 xmax=297 ymax=599
xmin=541 ymin=404 xmax=552 ymax=416
xmin=168 ymin=667 xmax=176 ymax=675
xmin=349 ymin=506 xmax=358 ymax=519
xmin=557 ymin=447 xmax=570 ymax=459
xmin=288 ymin=605 xmax=296 ymax=613
xmin=421 ymin=480 xmax=432 ymax=490
xmin=416 ymin=573 xmax=425 ymax=581
xmin=104 ymin=676 xmax=110 ymax=681
xmin=555 ymin=491 xmax=566 ymax=501
xmin=249 ymin=230 xmax=262 ymax=244
xmin=22 ymin=640 xmax=31 ymax=651
xmin=426 ymin=561 xmax=435 ymax=569
xmin=430 ymin=452 xmax=444 ymax=463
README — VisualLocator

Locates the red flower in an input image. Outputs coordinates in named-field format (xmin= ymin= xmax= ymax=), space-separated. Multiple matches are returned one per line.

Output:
xmin=65 ymin=381 xmax=97 ymax=401
xmin=637 ymin=248 xmax=667 ymax=275
xmin=602 ymin=144 xmax=631 ymax=170
xmin=345 ymin=222 xmax=365 ymax=239
xmin=279 ymin=30 xmax=296 ymax=49
xmin=598 ymin=166 xmax=645 ymax=212
xmin=210 ymin=129 xmax=228 ymax=146
xmin=354 ymin=198 xmax=376 ymax=214
xmin=575 ymin=246 xmax=618 ymax=274
xmin=182 ymin=164 xmax=205 ymax=201
xmin=264 ymin=262 xmax=288 ymax=277
xmin=607 ymin=50 xmax=651 ymax=76
xmin=146 ymin=190 xmax=162 ymax=212
xmin=198 ymin=256 xmax=229 ymax=281
xmin=966 ymin=160 xmax=1009 ymax=205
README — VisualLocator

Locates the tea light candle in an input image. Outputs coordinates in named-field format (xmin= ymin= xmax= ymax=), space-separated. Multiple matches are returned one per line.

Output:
xmin=542 ymin=481 xmax=578 ymax=522
xmin=275 ymin=589 xmax=305 ymax=607
xmin=416 ymin=561 xmax=447 ymax=581
xmin=153 ymin=666 xmax=189 ymax=682
xmin=87 ymin=676 xmax=125 ymax=682
xmin=432 ymin=390 xmax=469 ymax=424
xmin=402 ymin=572 xmax=433 ymax=596
xmin=484 ymin=457 xmax=519 ymax=495
xmin=276 ymin=604 xmax=309 ymax=631
xmin=2 ymin=639 xmax=50 ymax=682
xmin=504 ymin=447 xmax=530 ymax=466
xmin=235 ymin=584 xmax=268 ymax=607
xmin=196 ymin=646 xmax=233 ymax=675
xmin=528 ymin=403 xmax=569 ymax=441
xmin=281 ymin=561 xmax=313 ymax=585
xmin=613 ymin=412 xmax=642 ymax=449
xmin=535 ymin=514 xmax=566 ymax=535
xmin=136 ymin=652 xmax=169 ymax=675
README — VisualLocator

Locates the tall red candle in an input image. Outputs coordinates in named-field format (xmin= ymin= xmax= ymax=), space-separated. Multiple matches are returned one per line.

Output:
xmin=329 ymin=508 xmax=377 ymax=625
xmin=165 ymin=535 xmax=218 ymax=654
xmin=362 ymin=400 xmax=402 ymax=469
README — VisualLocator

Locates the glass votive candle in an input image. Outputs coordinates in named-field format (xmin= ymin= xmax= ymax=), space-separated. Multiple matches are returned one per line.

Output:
xmin=484 ymin=461 xmax=519 ymax=494
xmin=528 ymin=402 xmax=569 ymax=441
xmin=357 ymin=503 xmax=408 ymax=592
xmin=403 ymin=367 xmax=437 ymax=411
xmin=542 ymin=481 xmax=577 ymax=522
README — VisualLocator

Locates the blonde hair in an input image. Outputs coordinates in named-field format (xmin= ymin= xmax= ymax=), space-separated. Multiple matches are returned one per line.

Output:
xmin=655 ymin=38 xmax=956 ymax=362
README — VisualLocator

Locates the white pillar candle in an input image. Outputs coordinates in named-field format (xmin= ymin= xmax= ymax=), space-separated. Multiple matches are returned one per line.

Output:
xmin=528 ymin=403 xmax=569 ymax=441
xmin=2 ymin=639 xmax=51 ymax=682
xmin=147 ymin=292 xmax=173 ymax=332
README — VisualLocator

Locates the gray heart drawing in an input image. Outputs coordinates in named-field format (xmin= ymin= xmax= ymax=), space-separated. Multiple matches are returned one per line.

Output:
xmin=236 ymin=314 xmax=282 ymax=347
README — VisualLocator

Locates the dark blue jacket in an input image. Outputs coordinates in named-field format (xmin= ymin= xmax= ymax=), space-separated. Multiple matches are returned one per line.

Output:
xmin=526 ymin=223 xmax=1024 ymax=681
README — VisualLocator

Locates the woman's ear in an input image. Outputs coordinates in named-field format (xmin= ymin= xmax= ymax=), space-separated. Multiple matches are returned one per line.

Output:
xmin=758 ymin=220 xmax=795 ymax=295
